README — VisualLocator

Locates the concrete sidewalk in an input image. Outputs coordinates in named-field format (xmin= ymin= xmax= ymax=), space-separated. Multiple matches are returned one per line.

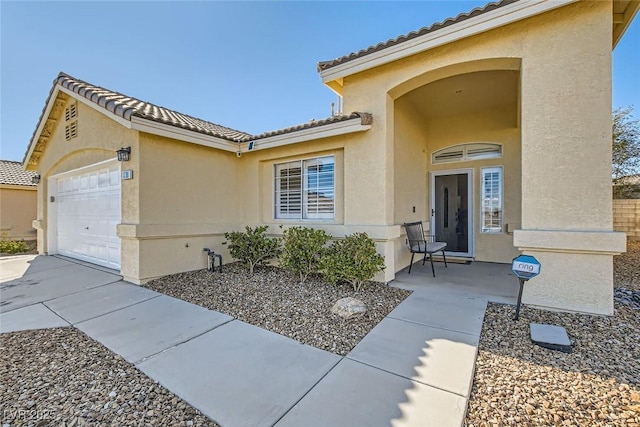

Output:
xmin=1 ymin=255 xmax=488 ymax=427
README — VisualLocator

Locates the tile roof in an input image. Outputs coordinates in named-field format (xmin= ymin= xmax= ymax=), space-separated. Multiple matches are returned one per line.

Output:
xmin=56 ymin=73 xmax=252 ymax=142
xmin=317 ymin=0 xmax=519 ymax=72
xmin=251 ymin=112 xmax=372 ymax=140
xmin=26 ymin=72 xmax=372 ymax=160
xmin=0 ymin=160 xmax=37 ymax=186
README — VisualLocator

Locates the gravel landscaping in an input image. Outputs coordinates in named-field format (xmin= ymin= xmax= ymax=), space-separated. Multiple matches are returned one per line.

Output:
xmin=144 ymin=263 xmax=411 ymax=356
xmin=465 ymin=241 xmax=640 ymax=426
xmin=0 ymin=327 xmax=218 ymax=427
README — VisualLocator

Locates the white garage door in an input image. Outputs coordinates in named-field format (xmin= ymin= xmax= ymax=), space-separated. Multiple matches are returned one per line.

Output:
xmin=53 ymin=161 xmax=121 ymax=270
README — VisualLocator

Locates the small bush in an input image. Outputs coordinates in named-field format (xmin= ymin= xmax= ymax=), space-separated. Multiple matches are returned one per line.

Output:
xmin=280 ymin=226 xmax=330 ymax=283
xmin=0 ymin=238 xmax=30 ymax=254
xmin=223 ymin=226 xmax=280 ymax=274
xmin=320 ymin=232 xmax=385 ymax=291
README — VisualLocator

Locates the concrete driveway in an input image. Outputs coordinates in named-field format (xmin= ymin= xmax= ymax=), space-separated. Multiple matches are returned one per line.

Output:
xmin=1 ymin=254 xmax=488 ymax=427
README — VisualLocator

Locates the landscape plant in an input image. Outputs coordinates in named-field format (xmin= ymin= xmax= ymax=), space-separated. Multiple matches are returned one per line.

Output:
xmin=0 ymin=233 xmax=30 ymax=254
xmin=320 ymin=232 xmax=385 ymax=291
xmin=223 ymin=226 xmax=280 ymax=274
xmin=279 ymin=226 xmax=330 ymax=283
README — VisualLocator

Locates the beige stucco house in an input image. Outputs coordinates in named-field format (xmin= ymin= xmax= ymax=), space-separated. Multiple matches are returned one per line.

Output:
xmin=0 ymin=160 xmax=38 ymax=241
xmin=23 ymin=0 xmax=638 ymax=315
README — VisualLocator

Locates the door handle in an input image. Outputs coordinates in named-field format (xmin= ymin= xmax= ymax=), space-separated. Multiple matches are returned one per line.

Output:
xmin=431 ymin=209 xmax=435 ymax=217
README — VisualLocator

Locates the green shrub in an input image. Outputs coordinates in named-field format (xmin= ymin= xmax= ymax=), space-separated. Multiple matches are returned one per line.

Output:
xmin=0 ymin=237 xmax=30 ymax=254
xmin=280 ymin=226 xmax=330 ymax=283
xmin=223 ymin=226 xmax=281 ymax=274
xmin=320 ymin=232 xmax=385 ymax=291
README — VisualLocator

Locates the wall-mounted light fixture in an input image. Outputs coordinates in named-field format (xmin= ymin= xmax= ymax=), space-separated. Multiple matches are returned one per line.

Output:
xmin=31 ymin=174 xmax=41 ymax=184
xmin=116 ymin=147 xmax=131 ymax=162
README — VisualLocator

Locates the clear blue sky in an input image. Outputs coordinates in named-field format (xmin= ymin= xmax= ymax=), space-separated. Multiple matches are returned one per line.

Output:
xmin=1 ymin=1 xmax=638 ymax=162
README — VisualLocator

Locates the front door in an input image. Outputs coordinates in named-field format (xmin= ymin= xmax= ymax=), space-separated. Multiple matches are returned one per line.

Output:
xmin=431 ymin=170 xmax=473 ymax=257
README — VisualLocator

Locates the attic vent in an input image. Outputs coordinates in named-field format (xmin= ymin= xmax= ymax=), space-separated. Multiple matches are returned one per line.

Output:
xmin=432 ymin=143 xmax=502 ymax=164
xmin=65 ymin=102 xmax=77 ymax=121
xmin=65 ymin=121 xmax=78 ymax=141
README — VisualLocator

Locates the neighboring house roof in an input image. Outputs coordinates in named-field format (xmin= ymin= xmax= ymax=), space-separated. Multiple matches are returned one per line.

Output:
xmin=0 ymin=160 xmax=37 ymax=187
xmin=615 ymin=174 xmax=640 ymax=186
xmin=24 ymin=73 xmax=373 ymax=167
xmin=317 ymin=0 xmax=518 ymax=72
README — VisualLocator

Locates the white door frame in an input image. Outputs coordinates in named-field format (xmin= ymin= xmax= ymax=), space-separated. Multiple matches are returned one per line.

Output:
xmin=430 ymin=168 xmax=474 ymax=257
xmin=47 ymin=158 xmax=120 ymax=264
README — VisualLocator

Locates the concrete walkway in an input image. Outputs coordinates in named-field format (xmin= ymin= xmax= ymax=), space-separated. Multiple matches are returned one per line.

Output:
xmin=1 ymin=255 xmax=495 ymax=427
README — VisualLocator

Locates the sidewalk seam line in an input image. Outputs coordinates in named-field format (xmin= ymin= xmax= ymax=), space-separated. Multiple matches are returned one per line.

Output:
xmin=133 ymin=317 xmax=235 ymax=365
xmin=386 ymin=315 xmax=482 ymax=338
xmin=269 ymin=356 xmax=344 ymax=426
xmin=42 ymin=303 xmax=72 ymax=327
xmin=0 ymin=279 xmax=124 ymax=314
xmin=345 ymin=357 xmax=471 ymax=399
xmin=47 ymin=294 xmax=162 ymax=325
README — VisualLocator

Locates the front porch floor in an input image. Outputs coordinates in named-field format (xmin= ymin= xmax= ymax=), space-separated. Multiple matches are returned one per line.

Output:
xmin=391 ymin=260 xmax=519 ymax=305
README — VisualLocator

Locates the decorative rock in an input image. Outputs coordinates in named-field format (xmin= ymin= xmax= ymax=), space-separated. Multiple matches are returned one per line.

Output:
xmin=331 ymin=297 xmax=367 ymax=319
xmin=614 ymin=287 xmax=640 ymax=310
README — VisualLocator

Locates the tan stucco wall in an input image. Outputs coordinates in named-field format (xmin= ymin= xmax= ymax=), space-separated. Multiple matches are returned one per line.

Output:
xmin=337 ymin=0 xmax=624 ymax=314
xmin=120 ymin=133 xmax=241 ymax=283
xmin=32 ymin=97 xmax=138 ymax=262
xmin=613 ymin=199 xmax=640 ymax=241
xmin=237 ymin=131 xmax=397 ymax=282
xmin=0 ymin=186 xmax=37 ymax=240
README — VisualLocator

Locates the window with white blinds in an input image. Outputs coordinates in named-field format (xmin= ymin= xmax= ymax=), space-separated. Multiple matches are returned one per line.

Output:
xmin=481 ymin=166 xmax=503 ymax=233
xmin=275 ymin=156 xmax=335 ymax=220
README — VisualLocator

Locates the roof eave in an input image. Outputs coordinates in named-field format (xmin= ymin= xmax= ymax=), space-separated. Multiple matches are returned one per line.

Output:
xmin=319 ymin=0 xmax=578 ymax=90
xmin=130 ymin=116 xmax=240 ymax=153
xmin=613 ymin=0 xmax=640 ymax=48
xmin=0 ymin=183 xmax=38 ymax=190
xmin=238 ymin=115 xmax=372 ymax=153
xmin=22 ymin=85 xmax=62 ymax=170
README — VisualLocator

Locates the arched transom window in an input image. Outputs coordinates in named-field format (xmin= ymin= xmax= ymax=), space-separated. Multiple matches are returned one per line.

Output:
xmin=432 ymin=143 xmax=502 ymax=164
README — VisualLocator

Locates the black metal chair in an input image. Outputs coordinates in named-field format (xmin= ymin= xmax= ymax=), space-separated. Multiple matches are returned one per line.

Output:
xmin=403 ymin=221 xmax=448 ymax=277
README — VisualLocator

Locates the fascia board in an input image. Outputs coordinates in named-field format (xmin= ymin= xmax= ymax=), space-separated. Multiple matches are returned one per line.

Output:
xmin=241 ymin=118 xmax=371 ymax=152
xmin=130 ymin=117 xmax=239 ymax=153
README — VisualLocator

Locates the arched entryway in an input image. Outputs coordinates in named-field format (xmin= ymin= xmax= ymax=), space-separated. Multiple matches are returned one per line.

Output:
xmin=391 ymin=62 xmax=522 ymax=264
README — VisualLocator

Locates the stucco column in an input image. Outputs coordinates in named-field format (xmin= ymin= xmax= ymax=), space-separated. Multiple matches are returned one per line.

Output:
xmin=515 ymin=1 xmax=625 ymax=315
xmin=342 ymin=83 xmax=398 ymax=282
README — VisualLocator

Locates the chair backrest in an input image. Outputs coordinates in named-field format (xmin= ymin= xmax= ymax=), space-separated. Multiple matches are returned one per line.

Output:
xmin=403 ymin=221 xmax=425 ymax=247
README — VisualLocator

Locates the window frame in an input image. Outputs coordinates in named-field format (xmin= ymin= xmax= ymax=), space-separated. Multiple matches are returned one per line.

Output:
xmin=480 ymin=166 xmax=503 ymax=234
xmin=432 ymin=143 xmax=503 ymax=164
xmin=274 ymin=155 xmax=335 ymax=221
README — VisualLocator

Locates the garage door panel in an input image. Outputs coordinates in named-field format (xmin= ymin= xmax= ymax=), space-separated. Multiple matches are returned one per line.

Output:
xmin=54 ymin=162 xmax=121 ymax=270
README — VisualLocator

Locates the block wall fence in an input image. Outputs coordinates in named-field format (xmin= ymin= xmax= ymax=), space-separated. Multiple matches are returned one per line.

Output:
xmin=613 ymin=199 xmax=640 ymax=241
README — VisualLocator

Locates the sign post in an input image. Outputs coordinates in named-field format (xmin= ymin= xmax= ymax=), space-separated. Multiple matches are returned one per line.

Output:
xmin=511 ymin=255 xmax=541 ymax=320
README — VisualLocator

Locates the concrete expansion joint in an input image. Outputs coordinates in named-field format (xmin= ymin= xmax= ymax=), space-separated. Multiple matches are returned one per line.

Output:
xmin=270 ymin=356 xmax=343 ymax=426
xmin=36 ymin=278 xmax=124 ymax=306
xmin=386 ymin=315 xmax=481 ymax=338
xmin=344 ymin=356 xmax=471 ymax=399
xmin=133 ymin=317 xmax=235 ymax=365
xmin=56 ymin=294 xmax=162 ymax=326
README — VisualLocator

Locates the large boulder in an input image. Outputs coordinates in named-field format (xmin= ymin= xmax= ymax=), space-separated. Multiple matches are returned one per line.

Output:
xmin=331 ymin=297 xmax=367 ymax=319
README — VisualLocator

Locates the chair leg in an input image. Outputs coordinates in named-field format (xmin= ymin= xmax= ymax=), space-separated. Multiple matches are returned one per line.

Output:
xmin=408 ymin=252 xmax=415 ymax=274
xmin=442 ymin=250 xmax=448 ymax=268
xmin=422 ymin=252 xmax=427 ymax=265
xmin=430 ymin=252 xmax=436 ymax=277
